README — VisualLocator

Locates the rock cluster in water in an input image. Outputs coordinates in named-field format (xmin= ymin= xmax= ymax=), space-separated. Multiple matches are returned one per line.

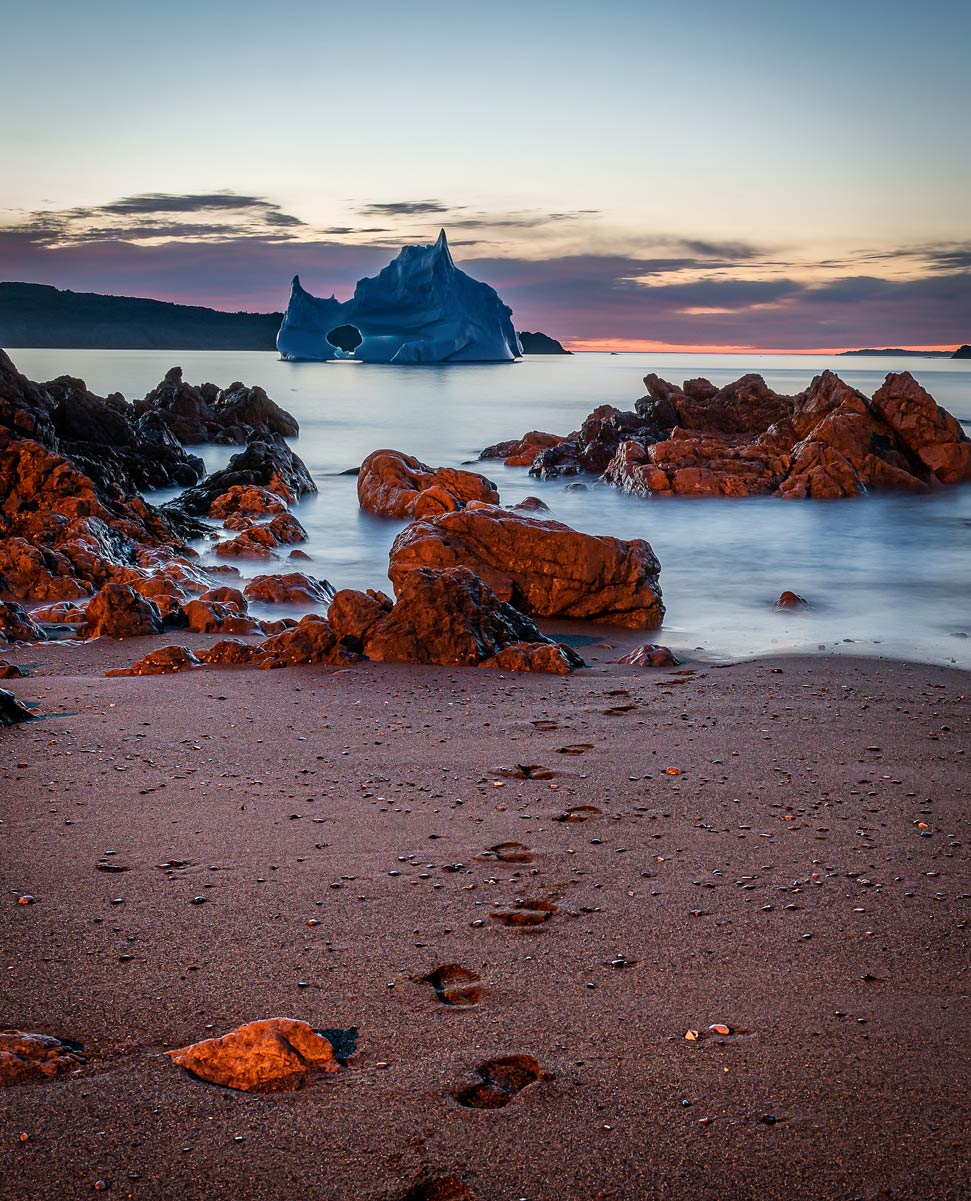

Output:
xmin=482 ymin=369 xmax=971 ymax=497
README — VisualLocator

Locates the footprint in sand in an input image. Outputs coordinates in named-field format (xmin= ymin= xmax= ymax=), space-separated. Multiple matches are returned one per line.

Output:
xmin=422 ymin=965 xmax=483 ymax=1007
xmin=554 ymin=804 xmax=602 ymax=823
xmin=453 ymin=1054 xmax=543 ymax=1109
xmin=480 ymin=842 xmax=533 ymax=864
xmin=489 ymin=899 xmax=558 ymax=927
xmin=530 ymin=719 xmax=559 ymax=731
xmin=402 ymin=1175 xmax=477 ymax=1201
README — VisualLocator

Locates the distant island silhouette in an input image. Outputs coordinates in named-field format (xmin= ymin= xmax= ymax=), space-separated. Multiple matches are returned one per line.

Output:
xmin=840 ymin=347 xmax=964 ymax=358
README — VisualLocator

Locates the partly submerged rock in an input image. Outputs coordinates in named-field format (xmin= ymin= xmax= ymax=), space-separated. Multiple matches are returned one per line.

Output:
xmin=134 ymin=368 xmax=299 ymax=445
xmin=168 ymin=435 xmax=316 ymax=517
xmin=358 ymin=450 xmax=499 ymax=518
xmin=388 ymin=506 xmax=663 ymax=628
xmin=243 ymin=572 xmax=335 ymax=606
xmin=166 ymin=1018 xmax=339 ymax=1092
xmin=82 ymin=584 xmax=164 ymax=639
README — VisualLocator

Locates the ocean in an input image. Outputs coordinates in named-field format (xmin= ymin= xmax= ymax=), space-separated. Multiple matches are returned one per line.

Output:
xmin=9 ymin=348 xmax=971 ymax=668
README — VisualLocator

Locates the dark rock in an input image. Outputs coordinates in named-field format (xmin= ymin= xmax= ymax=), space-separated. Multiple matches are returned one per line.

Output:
xmin=517 ymin=331 xmax=571 ymax=354
xmin=0 ymin=688 xmax=37 ymax=725
xmin=167 ymin=435 xmax=316 ymax=517
xmin=82 ymin=584 xmax=163 ymax=639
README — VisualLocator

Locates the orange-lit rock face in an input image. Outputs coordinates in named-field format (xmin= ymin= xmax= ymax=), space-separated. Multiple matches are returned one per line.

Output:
xmin=388 ymin=507 xmax=663 ymax=628
xmin=357 ymin=450 xmax=499 ymax=518
xmin=0 ymin=1031 xmax=84 ymax=1085
xmin=166 ymin=1019 xmax=339 ymax=1092
xmin=494 ymin=369 xmax=970 ymax=499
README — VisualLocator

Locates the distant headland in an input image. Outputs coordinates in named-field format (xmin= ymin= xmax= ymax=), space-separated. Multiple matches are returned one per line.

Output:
xmin=840 ymin=346 xmax=968 ymax=359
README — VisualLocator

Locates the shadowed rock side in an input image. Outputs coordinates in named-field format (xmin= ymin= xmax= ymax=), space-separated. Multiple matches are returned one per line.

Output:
xmin=387 ymin=506 xmax=664 ymax=628
xmin=358 ymin=450 xmax=499 ymax=518
xmin=517 ymin=331 xmax=571 ymax=354
xmin=134 ymin=366 xmax=299 ymax=445
xmin=484 ymin=369 xmax=971 ymax=498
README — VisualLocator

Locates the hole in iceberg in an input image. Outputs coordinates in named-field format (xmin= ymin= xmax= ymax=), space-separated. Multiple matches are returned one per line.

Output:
xmin=326 ymin=324 xmax=363 ymax=353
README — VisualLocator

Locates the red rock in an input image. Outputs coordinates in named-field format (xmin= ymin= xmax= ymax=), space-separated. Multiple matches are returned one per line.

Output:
xmin=618 ymin=643 xmax=680 ymax=667
xmin=870 ymin=372 xmax=971 ymax=484
xmin=197 ymin=586 xmax=247 ymax=611
xmin=82 ymin=584 xmax=163 ymax=639
xmin=181 ymin=599 xmax=262 ymax=635
xmin=0 ymin=660 xmax=27 ymax=679
xmin=29 ymin=600 xmax=87 ymax=623
xmin=359 ymin=566 xmax=584 ymax=671
xmin=775 ymin=591 xmax=809 ymax=609
xmin=357 ymin=450 xmax=499 ymax=518
xmin=200 ymin=640 xmax=266 ymax=666
xmin=243 ymin=573 xmax=334 ymax=606
xmin=326 ymin=588 xmax=393 ymax=647
xmin=256 ymin=615 xmax=355 ymax=666
xmin=209 ymin=485 xmax=287 ymax=519
xmin=166 ymin=1018 xmax=339 ymax=1092
xmin=388 ymin=507 xmax=663 ymax=628
xmin=105 ymin=646 xmax=201 ymax=676
xmin=0 ymin=1031 xmax=84 ymax=1084
xmin=479 ymin=642 xmax=578 ymax=673
xmin=480 ymin=431 xmax=565 ymax=467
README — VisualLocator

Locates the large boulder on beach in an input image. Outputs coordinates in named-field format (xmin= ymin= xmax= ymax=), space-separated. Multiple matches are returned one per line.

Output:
xmin=357 ymin=450 xmax=499 ymax=518
xmin=387 ymin=507 xmax=664 ymax=628
xmin=330 ymin=567 xmax=582 ymax=672
xmin=244 ymin=572 xmax=334 ymax=606
xmin=166 ymin=1018 xmax=339 ymax=1092
xmin=82 ymin=583 xmax=163 ymax=639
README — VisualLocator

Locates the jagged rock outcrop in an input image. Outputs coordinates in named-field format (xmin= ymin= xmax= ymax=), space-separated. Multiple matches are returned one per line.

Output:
xmin=82 ymin=583 xmax=164 ymax=639
xmin=0 ymin=1030 xmax=83 ymax=1082
xmin=1 ymin=688 xmax=38 ymax=725
xmin=167 ymin=435 xmax=316 ymax=517
xmin=387 ymin=507 xmax=664 ymax=628
xmin=492 ymin=369 xmax=971 ymax=498
xmin=517 ymin=331 xmax=571 ymax=355
xmin=357 ymin=450 xmax=499 ymax=518
xmin=330 ymin=567 xmax=583 ymax=672
xmin=134 ymin=367 xmax=299 ymax=445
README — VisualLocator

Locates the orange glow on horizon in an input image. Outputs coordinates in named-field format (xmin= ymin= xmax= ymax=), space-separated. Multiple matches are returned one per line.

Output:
xmin=564 ymin=338 xmax=960 ymax=355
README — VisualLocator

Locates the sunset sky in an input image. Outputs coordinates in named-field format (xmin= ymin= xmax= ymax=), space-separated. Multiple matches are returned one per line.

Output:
xmin=1 ymin=0 xmax=968 ymax=351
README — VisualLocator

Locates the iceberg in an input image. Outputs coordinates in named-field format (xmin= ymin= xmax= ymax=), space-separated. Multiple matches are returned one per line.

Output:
xmin=276 ymin=230 xmax=522 ymax=364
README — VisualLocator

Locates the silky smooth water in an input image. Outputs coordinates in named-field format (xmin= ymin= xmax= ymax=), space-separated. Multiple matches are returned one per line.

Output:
xmin=10 ymin=348 xmax=971 ymax=667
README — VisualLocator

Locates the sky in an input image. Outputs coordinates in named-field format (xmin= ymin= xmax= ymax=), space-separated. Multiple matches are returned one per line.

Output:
xmin=1 ymin=0 xmax=969 ymax=351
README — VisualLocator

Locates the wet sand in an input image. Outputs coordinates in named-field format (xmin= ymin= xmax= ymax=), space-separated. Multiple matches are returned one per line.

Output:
xmin=1 ymin=639 xmax=969 ymax=1201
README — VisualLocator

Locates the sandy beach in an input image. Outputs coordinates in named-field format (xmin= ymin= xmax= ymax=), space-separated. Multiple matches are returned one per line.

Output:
xmin=2 ymin=640 xmax=968 ymax=1201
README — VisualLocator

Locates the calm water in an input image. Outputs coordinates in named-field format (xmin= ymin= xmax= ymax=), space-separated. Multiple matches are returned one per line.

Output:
xmin=10 ymin=348 xmax=971 ymax=668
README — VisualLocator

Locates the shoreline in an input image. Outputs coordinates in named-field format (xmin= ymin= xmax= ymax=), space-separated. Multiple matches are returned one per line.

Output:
xmin=2 ymin=643 xmax=968 ymax=1200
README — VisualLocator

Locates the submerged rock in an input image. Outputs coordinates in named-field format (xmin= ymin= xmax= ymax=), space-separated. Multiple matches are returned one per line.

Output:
xmin=357 ymin=450 xmax=499 ymax=518
xmin=388 ymin=506 xmax=664 ymax=628
xmin=134 ymin=367 xmax=299 ymax=445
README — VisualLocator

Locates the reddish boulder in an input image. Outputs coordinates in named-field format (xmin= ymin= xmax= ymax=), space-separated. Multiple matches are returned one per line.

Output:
xmin=181 ymin=599 xmax=262 ymax=635
xmin=327 ymin=588 xmax=393 ymax=648
xmin=388 ymin=507 xmax=663 ymax=628
xmin=479 ymin=642 xmax=578 ymax=674
xmin=82 ymin=584 xmax=163 ymax=639
xmin=618 ymin=643 xmax=680 ymax=668
xmin=775 ymin=591 xmax=809 ymax=609
xmin=871 ymin=372 xmax=971 ymax=484
xmin=201 ymin=640 xmax=266 ymax=666
xmin=480 ymin=431 xmax=564 ymax=467
xmin=357 ymin=450 xmax=499 ymax=518
xmin=29 ymin=600 xmax=87 ymax=623
xmin=105 ymin=646 xmax=201 ymax=676
xmin=256 ymin=616 xmax=356 ymax=666
xmin=166 ymin=1018 xmax=339 ymax=1092
xmin=244 ymin=573 xmax=334 ymax=606
xmin=0 ymin=660 xmax=27 ymax=679
xmin=0 ymin=1030 xmax=83 ymax=1084
xmin=209 ymin=485 xmax=287 ymax=519
xmin=358 ymin=566 xmax=584 ymax=670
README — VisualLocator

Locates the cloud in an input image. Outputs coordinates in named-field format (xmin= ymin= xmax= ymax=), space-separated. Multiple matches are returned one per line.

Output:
xmin=4 ymin=192 xmax=308 ymax=249
xmin=357 ymin=200 xmax=452 ymax=216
